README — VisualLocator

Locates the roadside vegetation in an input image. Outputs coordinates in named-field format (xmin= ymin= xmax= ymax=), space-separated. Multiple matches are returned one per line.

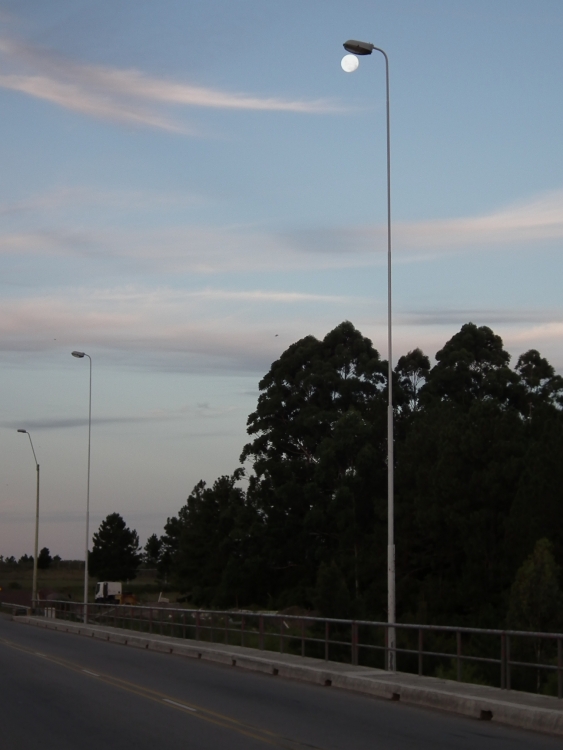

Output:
xmin=5 ymin=321 xmax=563 ymax=635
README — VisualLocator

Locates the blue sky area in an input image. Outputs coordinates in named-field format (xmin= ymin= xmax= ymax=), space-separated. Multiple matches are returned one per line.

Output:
xmin=1 ymin=0 xmax=563 ymax=558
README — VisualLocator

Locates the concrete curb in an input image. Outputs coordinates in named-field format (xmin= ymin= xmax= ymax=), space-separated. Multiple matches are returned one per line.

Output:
xmin=15 ymin=615 xmax=563 ymax=737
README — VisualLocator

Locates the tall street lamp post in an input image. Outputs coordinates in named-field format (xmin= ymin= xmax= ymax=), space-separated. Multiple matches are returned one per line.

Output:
xmin=341 ymin=39 xmax=396 ymax=671
xmin=72 ymin=350 xmax=92 ymax=624
xmin=17 ymin=429 xmax=40 ymax=609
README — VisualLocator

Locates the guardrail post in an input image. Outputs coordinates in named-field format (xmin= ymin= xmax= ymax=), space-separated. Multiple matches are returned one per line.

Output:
xmin=384 ymin=624 xmax=388 ymax=670
xmin=259 ymin=615 xmax=264 ymax=650
xmin=196 ymin=611 xmax=200 ymax=641
xmin=558 ymin=638 xmax=562 ymax=699
xmin=506 ymin=634 xmax=511 ymax=690
xmin=224 ymin=614 xmax=228 ymax=645
xmin=418 ymin=629 xmax=423 ymax=676
xmin=241 ymin=615 xmax=245 ymax=647
xmin=149 ymin=606 xmax=153 ymax=634
xmin=456 ymin=631 xmax=462 ymax=682
xmin=501 ymin=632 xmax=506 ymax=689
xmin=352 ymin=621 xmax=358 ymax=666
xmin=325 ymin=621 xmax=329 ymax=662
xmin=301 ymin=619 xmax=305 ymax=657
xmin=281 ymin=619 xmax=285 ymax=655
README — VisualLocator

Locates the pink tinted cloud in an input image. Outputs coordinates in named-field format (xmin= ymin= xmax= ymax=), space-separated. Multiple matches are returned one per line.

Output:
xmin=0 ymin=38 xmax=340 ymax=132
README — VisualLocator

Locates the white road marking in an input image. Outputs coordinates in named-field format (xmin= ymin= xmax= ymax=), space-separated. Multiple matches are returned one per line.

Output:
xmin=82 ymin=669 xmax=100 ymax=677
xmin=163 ymin=698 xmax=196 ymax=712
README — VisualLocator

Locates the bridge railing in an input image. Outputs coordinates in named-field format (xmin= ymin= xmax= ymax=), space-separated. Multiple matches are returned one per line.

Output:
xmin=0 ymin=601 xmax=30 ymax=617
xmin=33 ymin=599 xmax=563 ymax=698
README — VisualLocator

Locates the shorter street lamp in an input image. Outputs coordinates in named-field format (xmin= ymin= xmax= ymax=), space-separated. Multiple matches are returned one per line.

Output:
xmin=72 ymin=350 xmax=92 ymax=624
xmin=17 ymin=429 xmax=40 ymax=609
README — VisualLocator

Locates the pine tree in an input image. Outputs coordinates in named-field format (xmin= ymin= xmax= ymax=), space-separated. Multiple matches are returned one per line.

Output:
xmin=89 ymin=513 xmax=142 ymax=581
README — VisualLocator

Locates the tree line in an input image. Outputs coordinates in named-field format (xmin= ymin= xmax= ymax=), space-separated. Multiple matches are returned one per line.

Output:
xmin=0 ymin=549 xmax=60 ymax=570
xmin=90 ymin=321 xmax=563 ymax=631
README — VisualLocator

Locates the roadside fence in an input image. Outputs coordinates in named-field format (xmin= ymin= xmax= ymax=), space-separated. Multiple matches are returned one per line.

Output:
xmin=32 ymin=599 xmax=563 ymax=699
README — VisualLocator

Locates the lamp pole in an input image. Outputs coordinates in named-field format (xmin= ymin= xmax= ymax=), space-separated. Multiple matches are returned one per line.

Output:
xmin=17 ymin=429 xmax=40 ymax=609
xmin=341 ymin=39 xmax=395 ymax=671
xmin=72 ymin=350 xmax=92 ymax=624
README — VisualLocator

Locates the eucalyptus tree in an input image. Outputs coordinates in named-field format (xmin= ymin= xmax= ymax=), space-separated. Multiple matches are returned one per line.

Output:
xmin=241 ymin=321 xmax=388 ymax=610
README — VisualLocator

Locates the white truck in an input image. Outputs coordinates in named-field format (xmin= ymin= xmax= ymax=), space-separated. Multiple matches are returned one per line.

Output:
xmin=95 ymin=581 xmax=122 ymax=603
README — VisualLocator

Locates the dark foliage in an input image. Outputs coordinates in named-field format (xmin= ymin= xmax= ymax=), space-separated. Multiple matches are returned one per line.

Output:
xmin=89 ymin=513 xmax=142 ymax=581
xmin=157 ymin=321 xmax=563 ymax=629
xmin=143 ymin=534 xmax=162 ymax=567
xmin=37 ymin=547 xmax=52 ymax=570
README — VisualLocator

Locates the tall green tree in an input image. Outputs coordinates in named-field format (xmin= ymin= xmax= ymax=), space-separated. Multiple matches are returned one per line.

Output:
xmin=397 ymin=325 xmax=522 ymax=623
xmin=314 ymin=560 xmax=351 ymax=618
xmin=514 ymin=349 xmax=563 ymax=415
xmin=396 ymin=399 xmax=526 ymax=624
xmin=507 ymin=538 xmax=563 ymax=691
xmin=37 ymin=547 xmax=52 ymax=570
xmin=156 ymin=515 xmax=181 ymax=581
xmin=155 ymin=320 xmax=563 ymax=629
xmin=89 ymin=513 xmax=142 ymax=581
xmin=164 ymin=471 xmax=258 ymax=607
xmin=422 ymin=322 xmax=517 ymax=407
xmin=143 ymin=534 xmax=162 ymax=567
xmin=240 ymin=321 xmax=388 ymax=612
xmin=506 ymin=408 xmax=563 ymax=573
xmin=507 ymin=538 xmax=562 ymax=633
xmin=395 ymin=348 xmax=431 ymax=415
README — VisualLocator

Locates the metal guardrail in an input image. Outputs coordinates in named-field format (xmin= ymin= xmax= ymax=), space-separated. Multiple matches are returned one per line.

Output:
xmin=32 ymin=600 xmax=563 ymax=698
xmin=0 ymin=601 xmax=31 ymax=616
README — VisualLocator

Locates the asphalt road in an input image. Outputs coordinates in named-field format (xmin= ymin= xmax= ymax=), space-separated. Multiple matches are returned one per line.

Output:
xmin=0 ymin=615 xmax=560 ymax=750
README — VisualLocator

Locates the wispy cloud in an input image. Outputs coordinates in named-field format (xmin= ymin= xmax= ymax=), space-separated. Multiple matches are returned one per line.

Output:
xmin=508 ymin=321 xmax=563 ymax=345
xmin=2 ymin=400 xmax=238 ymax=431
xmin=0 ymin=285 xmax=348 ymax=373
xmin=0 ymin=71 xmax=189 ymax=132
xmin=0 ymin=186 xmax=205 ymax=217
xmin=395 ymin=190 xmax=563 ymax=249
xmin=0 ymin=224 xmax=373 ymax=273
xmin=287 ymin=190 xmax=563 ymax=257
xmin=389 ymin=308 xmax=563 ymax=372
xmin=185 ymin=289 xmax=349 ymax=303
xmin=0 ymin=229 xmax=91 ymax=256
xmin=4 ymin=415 xmax=151 ymax=431
xmin=1 ymin=284 xmax=561 ymax=374
xmin=0 ymin=39 xmax=340 ymax=132
xmin=398 ymin=308 xmax=558 ymax=327
xmin=2 ymin=188 xmax=563 ymax=273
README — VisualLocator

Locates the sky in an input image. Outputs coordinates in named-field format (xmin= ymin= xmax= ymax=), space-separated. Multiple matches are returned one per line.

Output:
xmin=1 ymin=0 xmax=563 ymax=560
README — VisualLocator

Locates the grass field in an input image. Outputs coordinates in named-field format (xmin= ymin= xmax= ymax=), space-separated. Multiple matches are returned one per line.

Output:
xmin=0 ymin=566 xmax=170 ymax=602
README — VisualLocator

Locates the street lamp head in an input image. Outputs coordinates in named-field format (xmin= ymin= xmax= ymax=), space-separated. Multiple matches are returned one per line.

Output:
xmin=343 ymin=39 xmax=374 ymax=55
xmin=17 ymin=429 xmax=27 ymax=434
xmin=72 ymin=351 xmax=85 ymax=358
xmin=341 ymin=54 xmax=360 ymax=73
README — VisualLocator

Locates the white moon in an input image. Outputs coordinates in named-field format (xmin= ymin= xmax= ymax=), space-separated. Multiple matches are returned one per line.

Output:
xmin=341 ymin=54 xmax=359 ymax=73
